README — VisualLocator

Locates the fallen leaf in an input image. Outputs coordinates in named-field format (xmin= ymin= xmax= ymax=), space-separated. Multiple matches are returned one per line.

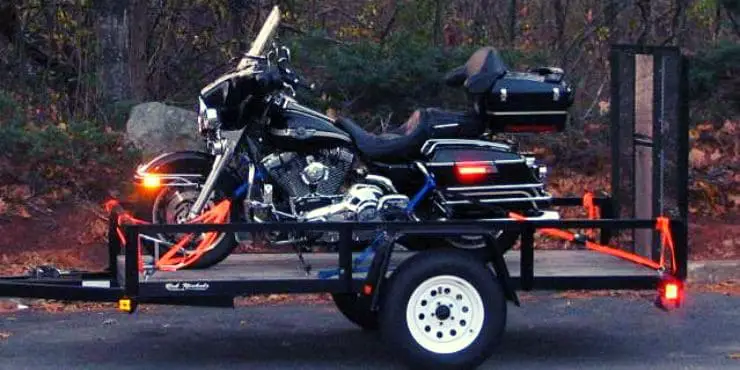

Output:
xmin=0 ymin=332 xmax=10 ymax=340
xmin=0 ymin=198 xmax=7 ymax=215
xmin=709 ymin=150 xmax=723 ymax=162
xmin=16 ymin=206 xmax=31 ymax=219
xmin=689 ymin=148 xmax=707 ymax=168
xmin=721 ymin=120 xmax=737 ymax=134
xmin=728 ymin=353 xmax=740 ymax=360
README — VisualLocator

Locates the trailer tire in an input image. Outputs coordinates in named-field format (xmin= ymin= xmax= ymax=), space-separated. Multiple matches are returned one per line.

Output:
xmin=380 ymin=249 xmax=506 ymax=369
xmin=331 ymin=293 xmax=379 ymax=331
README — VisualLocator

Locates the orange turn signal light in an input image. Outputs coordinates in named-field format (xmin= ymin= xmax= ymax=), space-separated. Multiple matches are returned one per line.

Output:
xmin=142 ymin=174 xmax=161 ymax=189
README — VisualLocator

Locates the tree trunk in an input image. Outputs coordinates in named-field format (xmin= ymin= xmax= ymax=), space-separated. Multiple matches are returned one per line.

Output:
xmin=553 ymin=0 xmax=567 ymax=52
xmin=433 ymin=0 xmax=443 ymax=46
xmin=95 ymin=0 xmax=132 ymax=105
xmin=508 ymin=0 xmax=517 ymax=46
xmin=129 ymin=0 xmax=148 ymax=102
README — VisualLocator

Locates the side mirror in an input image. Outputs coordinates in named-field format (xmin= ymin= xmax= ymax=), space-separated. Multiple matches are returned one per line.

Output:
xmin=278 ymin=46 xmax=291 ymax=64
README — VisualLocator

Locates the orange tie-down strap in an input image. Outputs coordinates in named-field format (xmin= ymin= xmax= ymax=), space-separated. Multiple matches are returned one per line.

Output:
xmin=508 ymin=212 xmax=677 ymax=275
xmin=581 ymin=192 xmax=601 ymax=239
xmin=104 ymin=199 xmax=232 ymax=271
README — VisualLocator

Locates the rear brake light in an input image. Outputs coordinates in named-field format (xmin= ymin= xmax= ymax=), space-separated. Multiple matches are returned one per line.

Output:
xmin=455 ymin=162 xmax=495 ymax=183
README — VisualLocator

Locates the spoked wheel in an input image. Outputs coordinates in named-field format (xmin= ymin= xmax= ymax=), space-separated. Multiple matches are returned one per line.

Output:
xmin=147 ymin=185 xmax=238 ymax=269
xmin=380 ymin=249 xmax=506 ymax=369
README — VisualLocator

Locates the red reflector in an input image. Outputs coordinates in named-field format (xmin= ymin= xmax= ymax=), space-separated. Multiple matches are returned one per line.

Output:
xmin=363 ymin=284 xmax=373 ymax=296
xmin=664 ymin=283 xmax=679 ymax=301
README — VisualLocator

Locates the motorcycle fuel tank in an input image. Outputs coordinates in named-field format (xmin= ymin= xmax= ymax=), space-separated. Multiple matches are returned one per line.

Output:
xmin=269 ymin=100 xmax=352 ymax=150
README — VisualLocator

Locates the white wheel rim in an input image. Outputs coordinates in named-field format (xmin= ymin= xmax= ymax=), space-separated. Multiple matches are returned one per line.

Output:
xmin=406 ymin=275 xmax=485 ymax=354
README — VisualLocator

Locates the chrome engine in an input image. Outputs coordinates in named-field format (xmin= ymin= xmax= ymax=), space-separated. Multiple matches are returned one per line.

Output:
xmin=300 ymin=184 xmax=409 ymax=222
xmin=261 ymin=147 xmax=354 ymax=198
xmin=259 ymin=147 xmax=408 ymax=242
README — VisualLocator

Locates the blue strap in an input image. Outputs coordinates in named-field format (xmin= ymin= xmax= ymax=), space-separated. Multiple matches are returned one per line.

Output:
xmin=317 ymin=232 xmax=388 ymax=279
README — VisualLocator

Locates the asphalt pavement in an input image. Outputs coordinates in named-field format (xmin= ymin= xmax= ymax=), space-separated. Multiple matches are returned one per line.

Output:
xmin=1 ymin=292 xmax=739 ymax=369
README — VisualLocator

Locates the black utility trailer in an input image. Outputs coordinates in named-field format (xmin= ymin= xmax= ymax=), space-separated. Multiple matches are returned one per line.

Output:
xmin=0 ymin=45 xmax=689 ymax=370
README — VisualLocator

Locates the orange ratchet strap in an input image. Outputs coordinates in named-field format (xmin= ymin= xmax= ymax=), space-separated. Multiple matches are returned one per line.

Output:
xmin=104 ymin=199 xmax=232 ymax=271
xmin=508 ymin=212 xmax=677 ymax=275
xmin=581 ymin=192 xmax=600 ymax=239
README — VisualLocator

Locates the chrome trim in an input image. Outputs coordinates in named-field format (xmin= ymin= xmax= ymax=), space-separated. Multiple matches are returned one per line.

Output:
xmin=270 ymin=128 xmax=352 ymax=143
xmin=246 ymin=162 xmax=256 ymax=200
xmin=486 ymin=110 xmax=568 ymax=116
xmin=442 ymin=189 xmax=551 ymax=209
xmin=365 ymin=174 xmax=398 ymax=193
xmin=553 ymin=87 xmax=561 ymax=101
xmin=500 ymin=88 xmax=507 ymax=102
xmin=444 ymin=196 xmax=551 ymax=205
xmin=479 ymin=210 xmax=560 ymax=221
xmin=446 ymin=183 xmax=544 ymax=192
xmin=433 ymin=123 xmax=459 ymax=129
xmin=421 ymin=139 xmax=511 ymax=156
xmin=283 ymin=96 xmax=337 ymax=123
xmin=425 ymin=159 xmax=525 ymax=167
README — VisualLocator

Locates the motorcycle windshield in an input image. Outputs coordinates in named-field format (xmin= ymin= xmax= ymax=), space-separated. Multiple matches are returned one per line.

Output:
xmin=237 ymin=6 xmax=281 ymax=70
xmin=200 ymin=6 xmax=280 ymax=96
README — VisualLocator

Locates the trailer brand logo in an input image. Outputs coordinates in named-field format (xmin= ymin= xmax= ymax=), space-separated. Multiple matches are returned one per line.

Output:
xmin=165 ymin=282 xmax=210 ymax=292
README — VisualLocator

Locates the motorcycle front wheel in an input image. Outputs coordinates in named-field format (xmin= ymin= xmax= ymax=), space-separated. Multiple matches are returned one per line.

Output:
xmin=143 ymin=184 xmax=239 ymax=269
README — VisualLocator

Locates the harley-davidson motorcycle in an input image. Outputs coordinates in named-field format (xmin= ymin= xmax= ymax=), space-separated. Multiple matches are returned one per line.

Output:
xmin=130 ymin=6 xmax=573 ymax=268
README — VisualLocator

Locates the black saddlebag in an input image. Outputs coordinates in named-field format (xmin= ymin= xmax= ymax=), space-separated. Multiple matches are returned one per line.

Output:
xmin=479 ymin=67 xmax=574 ymax=133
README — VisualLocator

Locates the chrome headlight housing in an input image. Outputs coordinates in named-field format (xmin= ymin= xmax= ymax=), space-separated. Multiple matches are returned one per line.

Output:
xmin=197 ymin=97 xmax=221 ymax=135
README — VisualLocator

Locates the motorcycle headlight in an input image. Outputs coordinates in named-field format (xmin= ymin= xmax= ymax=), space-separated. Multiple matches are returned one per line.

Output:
xmin=197 ymin=98 xmax=221 ymax=134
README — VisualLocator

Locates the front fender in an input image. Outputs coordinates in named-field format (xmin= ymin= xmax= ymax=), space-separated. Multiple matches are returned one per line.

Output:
xmin=134 ymin=150 xmax=242 ymax=190
xmin=131 ymin=150 xmax=245 ymax=219
xmin=136 ymin=150 xmax=218 ymax=177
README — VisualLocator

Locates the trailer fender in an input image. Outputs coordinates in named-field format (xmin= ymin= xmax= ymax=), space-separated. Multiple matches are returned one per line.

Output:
xmin=484 ymin=234 xmax=520 ymax=306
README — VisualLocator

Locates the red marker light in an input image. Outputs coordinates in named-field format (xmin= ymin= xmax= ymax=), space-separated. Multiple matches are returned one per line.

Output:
xmin=664 ymin=283 xmax=679 ymax=301
xmin=656 ymin=279 xmax=683 ymax=311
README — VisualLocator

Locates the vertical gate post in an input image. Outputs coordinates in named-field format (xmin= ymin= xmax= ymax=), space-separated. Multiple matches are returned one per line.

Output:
xmin=610 ymin=45 xmax=689 ymax=261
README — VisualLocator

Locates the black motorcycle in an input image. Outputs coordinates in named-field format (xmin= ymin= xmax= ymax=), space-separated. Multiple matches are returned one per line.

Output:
xmin=130 ymin=7 xmax=573 ymax=268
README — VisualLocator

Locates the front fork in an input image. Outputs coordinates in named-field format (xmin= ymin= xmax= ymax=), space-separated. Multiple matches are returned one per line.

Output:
xmin=187 ymin=129 xmax=245 ymax=219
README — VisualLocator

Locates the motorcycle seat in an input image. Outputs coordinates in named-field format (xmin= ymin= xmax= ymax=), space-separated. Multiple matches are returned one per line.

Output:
xmin=445 ymin=46 xmax=508 ymax=94
xmin=336 ymin=108 xmax=482 ymax=163
xmin=336 ymin=110 xmax=432 ymax=162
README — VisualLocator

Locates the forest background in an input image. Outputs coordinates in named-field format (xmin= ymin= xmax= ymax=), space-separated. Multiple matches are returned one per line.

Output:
xmin=0 ymin=0 xmax=738 ymax=272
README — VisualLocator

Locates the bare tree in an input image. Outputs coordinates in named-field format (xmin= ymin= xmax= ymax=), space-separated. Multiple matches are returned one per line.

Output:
xmin=95 ymin=0 xmax=133 ymax=105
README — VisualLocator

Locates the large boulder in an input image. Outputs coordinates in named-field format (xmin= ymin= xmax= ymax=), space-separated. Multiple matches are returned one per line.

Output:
xmin=125 ymin=102 xmax=205 ymax=159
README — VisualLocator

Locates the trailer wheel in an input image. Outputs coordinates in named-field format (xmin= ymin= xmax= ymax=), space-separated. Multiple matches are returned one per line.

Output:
xmin=380 ymin=249 xmax=506 ymax=369
xmin=331 ymin=293 xmax=378 ymax=331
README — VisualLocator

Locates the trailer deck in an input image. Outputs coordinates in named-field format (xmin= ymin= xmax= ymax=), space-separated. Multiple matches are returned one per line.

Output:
xmin=118 ymin=250 xmax=658 ymax=285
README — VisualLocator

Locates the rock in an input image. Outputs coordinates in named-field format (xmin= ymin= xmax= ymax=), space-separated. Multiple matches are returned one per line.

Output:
xmin=125 ymin=102 xmax=205 ymax=159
